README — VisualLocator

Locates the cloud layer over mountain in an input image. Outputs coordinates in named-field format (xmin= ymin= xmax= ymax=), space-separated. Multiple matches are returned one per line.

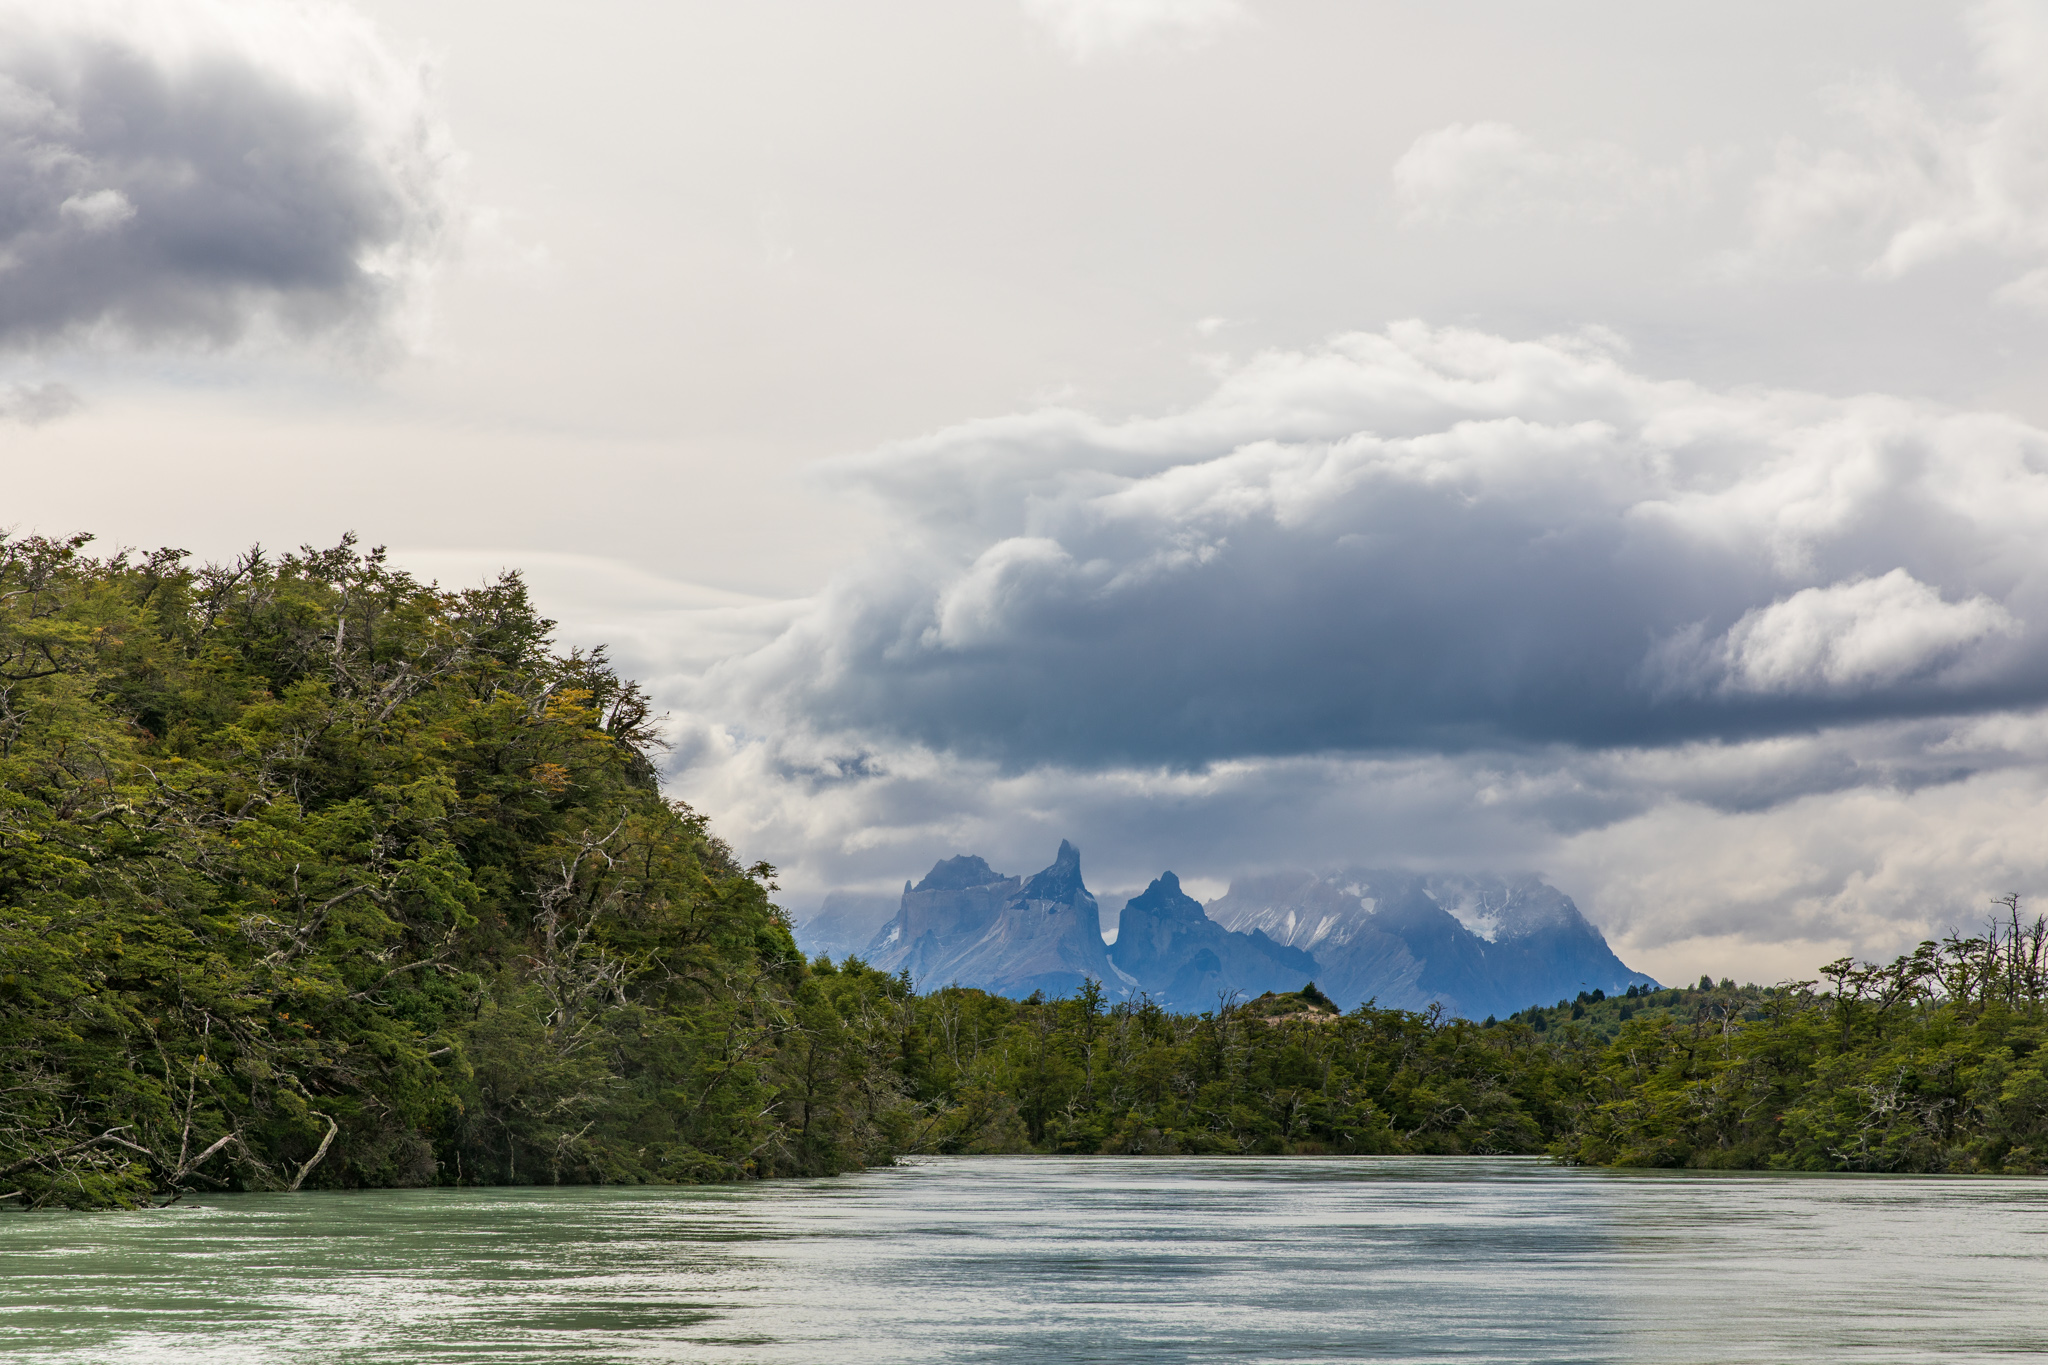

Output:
xmin=664 ymin=318 xmax=2048 ymax=983
xmin=0 ymin=0 xmax=447 ymax=349
xmin=702 ymin=323 xmax=2048 ymax=770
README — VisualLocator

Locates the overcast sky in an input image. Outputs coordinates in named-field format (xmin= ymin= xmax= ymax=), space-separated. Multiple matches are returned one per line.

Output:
xmin=8 ymin=0 xmax=2048 ymax=982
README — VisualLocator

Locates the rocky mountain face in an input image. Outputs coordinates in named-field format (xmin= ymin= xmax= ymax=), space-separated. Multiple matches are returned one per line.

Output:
xmin=816 ymin=843 xmax=1656 ymax=1019
xmin=1207 ymin=871 xmax=1657 ymax=1020
xmin=1108 ymin=872 xmax=1317 ymax=1010
xmin=1197 ymin=872 xmax=1424 ymax=1009
xmin=861 ymin=843 xmax=1126 ymax=999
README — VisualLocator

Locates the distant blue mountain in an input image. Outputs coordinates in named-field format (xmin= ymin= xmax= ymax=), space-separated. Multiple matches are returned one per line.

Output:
xmin=1109 ymin=872 xmax=1316 ymax=1010
xmin=1206 ymin=870 xmax=1658 ymax=1019
xmin=811 ymin=842 xmax=1657 ymax=1019
xmin=861 ymin=841 xmax=1122 ymax=1000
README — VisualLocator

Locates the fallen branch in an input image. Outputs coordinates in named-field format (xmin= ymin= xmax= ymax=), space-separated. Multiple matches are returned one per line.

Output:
xmin=0 ymin=1127 xmax=151 ymax=1179
xmin=287 ymin=1113 xmax=339 ymax=1192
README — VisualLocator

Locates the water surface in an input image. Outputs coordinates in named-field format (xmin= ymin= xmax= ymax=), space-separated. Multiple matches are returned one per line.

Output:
xmin=2 ymin=1156 xmax=2043 ymax=1363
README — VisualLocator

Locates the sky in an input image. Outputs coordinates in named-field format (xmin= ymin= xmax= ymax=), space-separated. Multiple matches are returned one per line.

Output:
xmin=7 ymin=0 xmax=2048 ymax=983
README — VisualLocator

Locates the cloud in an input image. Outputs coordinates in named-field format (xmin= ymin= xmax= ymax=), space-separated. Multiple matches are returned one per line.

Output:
xmin=1388 ymin=1 xmax=2048 ymax=305
xmin=1550 ymin=757 xmax=2048 ymax=980
xmin=648 ymin=320 xmax=2048 ymax=976
xmin=0 ymin=0 xmax=450 ymax=349
xmin=1733 ymin=0 xmax=2048 ymax=300
xmin=0 ymin=380 xmax=80 ymax=424
xmin=1020 ymin=0 xmax=1248 ymax=62
xmin=1673 ymin=570 xmax=2019 ymax=696
xmin=666 ymin=699 xmax=2048 ymax=985
xmin=696 ymin=322 xmax=2048 ymax=773
xmin=1391 ymin=121 xmax=1720 ymax=225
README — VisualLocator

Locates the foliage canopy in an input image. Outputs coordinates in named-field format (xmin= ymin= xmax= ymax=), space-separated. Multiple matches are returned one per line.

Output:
xmin=0 ymin=533 xmax=886 ymax=1208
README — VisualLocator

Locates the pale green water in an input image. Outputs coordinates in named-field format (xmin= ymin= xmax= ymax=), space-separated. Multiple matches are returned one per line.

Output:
xmin=2 ymin=1156 xmax=2045 ymax=1364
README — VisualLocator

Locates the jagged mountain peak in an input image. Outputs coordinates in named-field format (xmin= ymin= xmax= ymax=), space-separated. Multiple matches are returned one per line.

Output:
xmin=1207 ymin=870 xmax=1381 ymax=950
xmin=1123 ymin=871 xmax=1205 ymax=922
xmin=859 ymin=840 xmax=1119 ymax=998
xmin=1110 ymin=867 xmax=1315 ymax=1009
xmin=806 ymin=848 xmax=1655 ymax=1021
xmin=915 ymin=854 xmax=1006 ymax=893
xmin=1408 ymin=873 xmax=1584 ymax=943
xmin=1209 ymin=868 xmax=1655 ymax=1017
xmin=1019 ymin=839 xmax=1087 ymax=903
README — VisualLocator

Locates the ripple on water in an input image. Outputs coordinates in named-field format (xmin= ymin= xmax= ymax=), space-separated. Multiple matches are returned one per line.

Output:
xmin=2 ymin=1157 xmax=2045 ymax=1364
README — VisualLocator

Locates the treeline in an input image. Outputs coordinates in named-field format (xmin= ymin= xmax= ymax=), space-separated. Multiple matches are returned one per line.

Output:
xmin=797 ymin=928 xmax=2048 ymax=1173
xmin=5 ymin=532 xmax=2044 ymax=1209
xmin=0 ymin=533 xmax=886 ymax=1210
xmin=1561 ymin=913 xmax=2048 ymax=1171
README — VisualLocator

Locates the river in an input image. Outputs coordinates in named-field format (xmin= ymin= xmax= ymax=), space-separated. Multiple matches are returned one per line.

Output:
xmin=2 ymin=1156 xmax=2044 ymax=1363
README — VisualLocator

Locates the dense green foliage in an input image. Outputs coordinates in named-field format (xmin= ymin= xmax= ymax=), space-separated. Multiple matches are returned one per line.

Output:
xmin=801 ymin=970 xmax=1576 ymax=1156
xmin=796 ymin=940 xmax=2048 ymax=1173
xmin=1561 ymin=920 xmax=2048 ymax=1172
xmin=5 ymin=531 xmax=2044 ymax=1209
xmin=0 ymin=533 xmax=890 ymax=1209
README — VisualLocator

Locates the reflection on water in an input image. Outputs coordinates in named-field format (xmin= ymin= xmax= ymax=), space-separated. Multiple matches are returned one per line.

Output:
xmin=2 ymin=1157 xmax=2045 ymax=1363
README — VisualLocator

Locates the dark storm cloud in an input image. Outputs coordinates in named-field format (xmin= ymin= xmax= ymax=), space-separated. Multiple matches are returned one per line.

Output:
xmin=706 ymin=324 xmax=2048 ymax=770
xmin=0 ymin=2 xmax=445 ymax=347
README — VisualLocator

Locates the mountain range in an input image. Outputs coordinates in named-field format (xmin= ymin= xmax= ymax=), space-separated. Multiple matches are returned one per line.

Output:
xmin=815 ymin=842 xmax=1657 ymax=1019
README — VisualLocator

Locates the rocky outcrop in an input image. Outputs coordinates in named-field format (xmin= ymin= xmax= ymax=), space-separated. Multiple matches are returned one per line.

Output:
xmin=862 ymin=842 xmax=1126 ymax=998
xmin=1107 ymin=871 xmax=1317 ymax=1009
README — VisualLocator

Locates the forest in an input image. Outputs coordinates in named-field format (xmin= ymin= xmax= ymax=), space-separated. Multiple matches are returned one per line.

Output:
xmin=802 ymin=942 xmax=2048 ymax=1174
xmin=0 ymin=532 xmax=857 ymax=1209
xmin=3 ymin=532 xmax=2045 ymax=1209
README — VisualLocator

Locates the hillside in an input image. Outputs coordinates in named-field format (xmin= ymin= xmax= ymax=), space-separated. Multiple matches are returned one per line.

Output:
xmin=0 ymin=534 xmax=901 ymax=1208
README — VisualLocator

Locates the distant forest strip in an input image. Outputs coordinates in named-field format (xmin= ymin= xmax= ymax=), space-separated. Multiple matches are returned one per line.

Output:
xmin=2 ymin=535 xmax=2045 ymax=1210
xmin=805 ymin=930 xmax=2048 ymax=1174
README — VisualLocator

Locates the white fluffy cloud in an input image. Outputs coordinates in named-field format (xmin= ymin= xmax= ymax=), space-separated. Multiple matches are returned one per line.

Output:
xmin=1708 ymin=571 xmax=2017 ymax=695
xmin=0 ymin=0 xmax=449 ymax=348
xmin=1389 ymin=1 xmax=2048 ymax=307
xmin=1738 ymin=0 xmax=2048 ymax=300
xmin=1019 ymin=0 xmax=1248 ymax=61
